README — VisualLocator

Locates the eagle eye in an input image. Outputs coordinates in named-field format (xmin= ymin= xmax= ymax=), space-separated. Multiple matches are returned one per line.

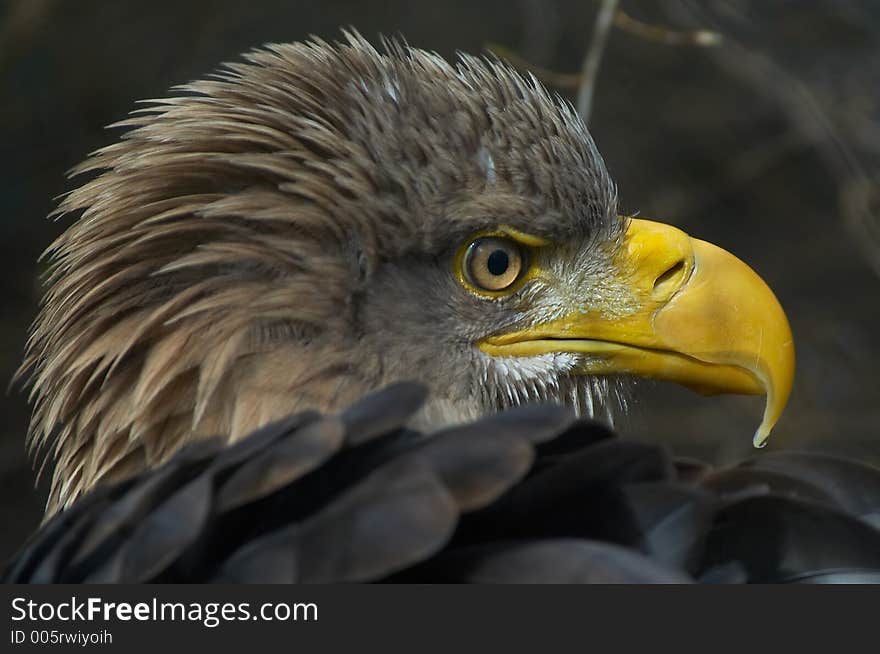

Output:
xmin=463 ymin=237 xmax=526 ymax=292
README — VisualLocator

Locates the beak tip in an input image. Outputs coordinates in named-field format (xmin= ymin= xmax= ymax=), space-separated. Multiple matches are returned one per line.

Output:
xmin=753 ymin=428 xmax=770 ymax=449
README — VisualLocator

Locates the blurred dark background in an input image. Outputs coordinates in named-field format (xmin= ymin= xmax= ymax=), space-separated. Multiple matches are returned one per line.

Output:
xmin=1 ymin=0 xmax=878 ymax=562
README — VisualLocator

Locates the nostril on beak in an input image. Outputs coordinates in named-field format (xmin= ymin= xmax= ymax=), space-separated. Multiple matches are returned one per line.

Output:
xmin=652 ymin=260 xmax=686 ymax=299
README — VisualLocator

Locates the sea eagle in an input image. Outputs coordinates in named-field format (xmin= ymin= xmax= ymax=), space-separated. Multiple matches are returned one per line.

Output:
xmin=7 ymin=33 xmax=880 ymax=584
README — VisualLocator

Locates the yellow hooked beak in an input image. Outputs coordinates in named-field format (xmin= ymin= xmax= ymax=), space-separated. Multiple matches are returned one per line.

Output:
xmin=479 ymin=218 xmax=795 ymax=446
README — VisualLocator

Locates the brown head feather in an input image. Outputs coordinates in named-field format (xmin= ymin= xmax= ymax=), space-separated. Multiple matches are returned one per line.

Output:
xmin=19 ymin=31 xmax=617 ymax=515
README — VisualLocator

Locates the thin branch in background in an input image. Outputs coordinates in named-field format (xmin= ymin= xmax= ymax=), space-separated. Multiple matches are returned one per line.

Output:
xmin=576 ymin=0 xmax=620 ymax=123
xmin=841 ymin=176 xmax=880 ymax=272
xmin=489 ymin=1 xmax=721 ymax=126
xmin=670 ymin=0 xmax=880 ymax=278
xmin=613 ymin=9 xmax=721 ymax=46
xmin=485 ymin=43 xmax=583 ymax=89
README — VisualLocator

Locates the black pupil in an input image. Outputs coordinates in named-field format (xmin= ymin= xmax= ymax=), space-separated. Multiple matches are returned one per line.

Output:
xmin=486 ymin=249 xmax=509 ymax=276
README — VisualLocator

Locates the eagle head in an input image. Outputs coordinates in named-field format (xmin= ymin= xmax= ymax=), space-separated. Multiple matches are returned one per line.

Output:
xmin=19 ymin=32 xmax=794 ymax=514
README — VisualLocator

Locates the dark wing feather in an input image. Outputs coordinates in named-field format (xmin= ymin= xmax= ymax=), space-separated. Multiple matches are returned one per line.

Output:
xmin=218 ymin=457 xmax=459 ymax=583
xmin=216 ymin=416 xmax=346 ymax=512
xmin=449 ymin=439 xmax=676 ymax=548
xmin=697 ymin=495 xmax=880 ymax=583
xmin=5 ymin=383 xmax=880 ymax=584
xmin=620 ymin=482 xmax=717 ymax=573
xmin=393 ymin=540 xmax=692 ymax=584
xmin=735 ymin=452 xmax=880 ymax=526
